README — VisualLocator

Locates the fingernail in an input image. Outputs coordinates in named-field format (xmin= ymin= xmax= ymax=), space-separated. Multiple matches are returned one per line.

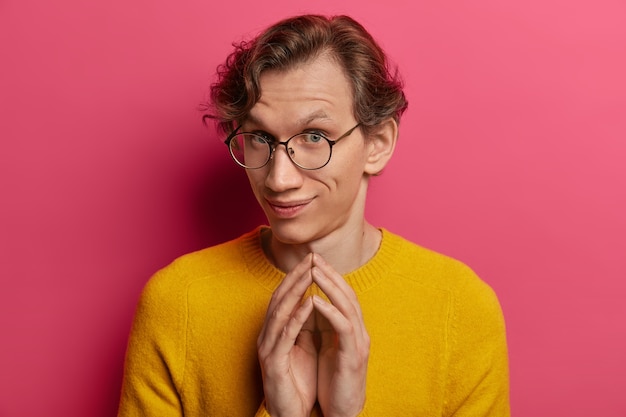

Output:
xmin=312 ymin=295 xmax=324 ymax=305
xmin=311 ymin=267 xmax=323 ymax=279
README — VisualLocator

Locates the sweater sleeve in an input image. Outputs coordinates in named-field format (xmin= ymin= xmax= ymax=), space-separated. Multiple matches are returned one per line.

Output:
xmin=117 ymin=269 xmax=188 ymax=417
xmin=443 ymin=269 xmax=510 ymax=417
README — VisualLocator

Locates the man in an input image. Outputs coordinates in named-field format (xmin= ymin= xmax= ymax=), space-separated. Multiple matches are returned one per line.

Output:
xmin=118 ymin=14 xmax=510 ymax=417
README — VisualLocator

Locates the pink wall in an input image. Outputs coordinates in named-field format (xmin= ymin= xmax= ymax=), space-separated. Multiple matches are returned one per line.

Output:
xmin=1 ymin=0 xmax=624 ymax=416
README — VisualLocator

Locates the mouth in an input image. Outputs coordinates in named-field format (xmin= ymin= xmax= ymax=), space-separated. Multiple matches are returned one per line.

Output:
xmin=265 ymin=198 xmax=313 ymax=218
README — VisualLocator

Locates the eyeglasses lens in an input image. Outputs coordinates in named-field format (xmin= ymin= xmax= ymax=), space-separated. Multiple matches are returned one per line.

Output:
xmin=230 ymin=133 xmax=331 ymax=169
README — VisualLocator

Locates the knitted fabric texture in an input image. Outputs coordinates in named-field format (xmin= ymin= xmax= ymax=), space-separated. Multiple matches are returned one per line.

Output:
xmin=118 ymin=227 xmax=509 ymax=416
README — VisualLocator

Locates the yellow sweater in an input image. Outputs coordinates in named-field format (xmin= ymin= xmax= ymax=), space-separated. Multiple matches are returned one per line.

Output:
xmin=118 ymin=227 xmax=509 ymax=416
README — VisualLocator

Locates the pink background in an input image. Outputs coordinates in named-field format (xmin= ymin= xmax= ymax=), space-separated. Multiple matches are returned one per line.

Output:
xmin=1 ymin=0 xmax=624 ymax=416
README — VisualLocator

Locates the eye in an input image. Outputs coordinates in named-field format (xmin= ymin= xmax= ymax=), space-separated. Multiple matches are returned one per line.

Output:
xmin=301 ymin=131 xmax=326 ymax=143
xmin=246 ymin=131 xmax=273 ymax=145
xmin=251 ymin=134 xmax=269 ymax=144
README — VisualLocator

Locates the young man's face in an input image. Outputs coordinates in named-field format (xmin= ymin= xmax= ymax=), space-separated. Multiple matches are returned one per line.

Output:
xmin=243 ymin=54 xmax=372 ymax=246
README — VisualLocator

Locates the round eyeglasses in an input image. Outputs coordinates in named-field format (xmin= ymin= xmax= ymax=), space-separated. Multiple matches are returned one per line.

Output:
xmin=224 ymin=124 xmax=361 ymax=170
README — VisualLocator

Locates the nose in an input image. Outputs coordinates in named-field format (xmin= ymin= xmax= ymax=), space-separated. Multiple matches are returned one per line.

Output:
xmin=264 ymin=143 xmax=304 ymax=192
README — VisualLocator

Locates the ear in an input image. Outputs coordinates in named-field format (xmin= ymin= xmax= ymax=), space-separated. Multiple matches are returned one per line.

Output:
xmin=364 ymin=118 xmax=398 ymax=176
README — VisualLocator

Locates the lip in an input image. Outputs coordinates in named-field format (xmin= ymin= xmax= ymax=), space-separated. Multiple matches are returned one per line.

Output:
xmin=265 ymin=198 xmax=313 ymax=218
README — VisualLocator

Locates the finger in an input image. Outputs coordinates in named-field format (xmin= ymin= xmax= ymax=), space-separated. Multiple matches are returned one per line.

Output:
xmin=266 ymin=253 xmax=314 ymax=314
xmin=311 ymin=254 xmax=359 ymax=306
xmin=312 ymin=295 xmax=363 ymax=355
xmin=259 ymin=253 xmax=312 ymax=333
xmin=310 ymin=257 xmax=368 ymax=343
xmin=259 ymin=269 xmax=312 ymax=352
xmin=273 ymin=296 xmax=316 ymax=357
xmin=258 ymin=254 xmax=313 ymax=349
xmin=310 ymin=260 xmax=364 ymax=327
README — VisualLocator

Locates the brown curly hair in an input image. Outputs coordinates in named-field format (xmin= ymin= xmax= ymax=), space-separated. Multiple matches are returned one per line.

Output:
xmin=204 ymin=14 xmax=408 ymax=136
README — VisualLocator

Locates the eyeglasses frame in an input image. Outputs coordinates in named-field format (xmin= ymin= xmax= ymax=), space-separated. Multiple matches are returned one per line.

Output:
xmin=224 ymin=123 xmax=362 ymax=170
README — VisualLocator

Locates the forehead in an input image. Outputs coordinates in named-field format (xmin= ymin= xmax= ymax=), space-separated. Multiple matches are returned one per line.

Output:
xmin=247 ymin=55 xmax=355 ymax=128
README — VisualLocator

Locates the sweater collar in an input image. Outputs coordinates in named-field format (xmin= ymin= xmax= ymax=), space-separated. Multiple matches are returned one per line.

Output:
xmin=240 ymin=226 xmax=403 ymax=294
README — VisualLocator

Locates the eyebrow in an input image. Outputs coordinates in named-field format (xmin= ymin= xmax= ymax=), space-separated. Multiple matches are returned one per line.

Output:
xmin=298 ymin=111 xmax=332 ymax=126
xmin=245 ymin=110 xmax=333 ymax=129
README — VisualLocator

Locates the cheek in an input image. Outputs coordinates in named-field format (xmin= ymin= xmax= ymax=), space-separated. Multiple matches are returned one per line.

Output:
xmin=329 ymin=149 xmax=368 ymax=182
xmin=314 ymin=162 xmax=365 ymax=196
xmin=246 ymin=167 xmax=267 ymax=183
xmin=245 ymin=171 xmax=265 ymax=197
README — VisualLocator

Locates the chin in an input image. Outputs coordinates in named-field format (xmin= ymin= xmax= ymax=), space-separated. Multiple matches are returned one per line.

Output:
xmin=266 ymin=219 xmax=319 ymax=246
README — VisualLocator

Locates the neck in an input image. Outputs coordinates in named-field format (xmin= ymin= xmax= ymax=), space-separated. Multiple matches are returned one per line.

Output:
xmin=262 ymin=220 xmax=382 ymax=275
